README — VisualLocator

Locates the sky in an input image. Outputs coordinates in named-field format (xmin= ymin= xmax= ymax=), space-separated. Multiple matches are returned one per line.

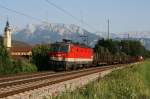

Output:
xmin=0 ymin=0 xmax=150 ymax=34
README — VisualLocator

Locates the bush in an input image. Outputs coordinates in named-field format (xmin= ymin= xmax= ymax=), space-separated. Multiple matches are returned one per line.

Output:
xmin=53 ymin=61 xmax=150 ymax=99
xmin=32 ymin=45 xmax=50 ymax=71
xmin=0 ymin=45 xmax=37 ymax=74
xmin=12 ymin=59 xmax=37 ymax=73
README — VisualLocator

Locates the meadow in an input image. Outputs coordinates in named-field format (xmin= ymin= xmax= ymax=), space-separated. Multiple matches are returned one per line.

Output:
xmin=52 ymin=60 xmax=150 ymax=99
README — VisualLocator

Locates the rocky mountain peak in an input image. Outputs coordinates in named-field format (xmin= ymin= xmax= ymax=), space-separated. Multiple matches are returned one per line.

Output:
xmin=13 ymin=22 xmax=101 ymax=47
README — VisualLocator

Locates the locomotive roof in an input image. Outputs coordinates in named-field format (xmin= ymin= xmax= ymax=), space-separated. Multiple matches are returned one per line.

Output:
xmin=52 ymin=42 xmax=91 ymax=48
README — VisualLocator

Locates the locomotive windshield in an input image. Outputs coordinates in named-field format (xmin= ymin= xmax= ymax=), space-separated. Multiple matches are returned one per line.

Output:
xmin=51 ymin=44 xmax=69 ymax=52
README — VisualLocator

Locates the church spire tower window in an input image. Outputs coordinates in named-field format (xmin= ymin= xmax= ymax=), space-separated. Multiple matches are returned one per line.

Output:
xmin=3 ymin=20 xmax=12 ymax=49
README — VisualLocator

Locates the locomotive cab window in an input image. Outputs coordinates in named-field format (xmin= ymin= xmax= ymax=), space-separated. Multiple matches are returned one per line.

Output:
xmin=51 ymin=44 xmax=69 ymax=52
xmin=60 ymin=45 xmax=69 ymax=52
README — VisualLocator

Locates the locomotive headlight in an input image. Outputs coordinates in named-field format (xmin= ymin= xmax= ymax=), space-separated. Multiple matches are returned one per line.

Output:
xmin=50 ymin=57 xmax=55 ymax=60
xmin=56 ymin=54 xmax=62 ymax=57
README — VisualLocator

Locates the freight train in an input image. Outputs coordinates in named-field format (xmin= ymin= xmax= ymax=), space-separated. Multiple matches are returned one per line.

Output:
xmin=48 ymin=40 xmax=143 ymax=71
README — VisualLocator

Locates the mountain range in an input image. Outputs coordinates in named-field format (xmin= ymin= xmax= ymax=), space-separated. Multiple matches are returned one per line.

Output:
xmin=13 ymin=23 xmax=101 ymax=47
xmin=12 ymin=22 xmax=150 ymax=50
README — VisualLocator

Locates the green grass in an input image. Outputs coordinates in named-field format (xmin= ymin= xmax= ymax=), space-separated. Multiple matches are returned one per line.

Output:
xmin=138 ymin=61 xmax=150 ymax=88
xmin=51 ymin=60 xmax=150 ymax=99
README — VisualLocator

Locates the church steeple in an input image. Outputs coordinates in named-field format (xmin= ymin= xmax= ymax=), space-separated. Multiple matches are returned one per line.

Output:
xmin=6 ymin=20 xmax=9 ymax=27
xmin=5 ymin=20 xmax=11 ymax=32
xmin=3 ymin=19 xmax=12 ymax=49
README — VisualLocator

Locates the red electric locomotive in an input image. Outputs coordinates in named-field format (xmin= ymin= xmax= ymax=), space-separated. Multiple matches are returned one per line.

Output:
xmin=48 ymin=40 xmax=93 ymax=70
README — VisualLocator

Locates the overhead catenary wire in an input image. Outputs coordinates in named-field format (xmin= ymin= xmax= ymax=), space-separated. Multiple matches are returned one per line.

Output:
xmin=107 ymin=19 xmax=110 ymax=39
xmin=0 ymin=1 xmax=98 ymax=32
xmin=45 ymin=0 xmax=98 ymax=31
xmin=0 ymin=4 xmax=44 ymax=22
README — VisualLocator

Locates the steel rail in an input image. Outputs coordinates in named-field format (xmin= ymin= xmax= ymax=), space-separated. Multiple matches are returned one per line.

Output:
xmin=0 ymin=64 xmax=124 ymax=98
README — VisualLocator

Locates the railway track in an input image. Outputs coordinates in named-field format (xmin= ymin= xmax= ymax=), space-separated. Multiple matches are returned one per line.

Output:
xmin=0 ymin=64 xmax=126 ymax=98
xmin=0 ymin=71 xmax=55 ymax=83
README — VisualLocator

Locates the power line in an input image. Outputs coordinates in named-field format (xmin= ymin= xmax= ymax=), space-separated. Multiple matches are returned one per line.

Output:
xmin=0 ymin=1 xmax=98 ymax=32
xmin=45 ymin=0 xmax=97 ymax=31
xmin=0 ymin=4 xmax=44 ymax=22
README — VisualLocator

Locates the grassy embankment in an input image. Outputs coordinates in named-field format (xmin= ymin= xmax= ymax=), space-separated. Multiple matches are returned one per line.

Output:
xmin=52 ymin=60 xmax=150 ymax=99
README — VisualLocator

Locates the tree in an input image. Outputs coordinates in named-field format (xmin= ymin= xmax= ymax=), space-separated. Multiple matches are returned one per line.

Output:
xmin=94 ymin=39 xmax=150 ymax=59
xmin=120 ymin=40 xmax=146 ymax=56
xmin=32 ymin=45 xmax=50 ymax=71
xmin=94 ymin=39 xmax=120 ymax=54
xmin=0 ymin=46 xmax=13 ymax=74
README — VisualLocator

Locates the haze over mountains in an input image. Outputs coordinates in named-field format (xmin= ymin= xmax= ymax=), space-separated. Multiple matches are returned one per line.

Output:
xmin=12 ymin=22 xmax=150 ymax=50
xmin=0 ymin=36 xmax=31 ymax=47
xmin=97 ymin=31 xmax=150 ymax=50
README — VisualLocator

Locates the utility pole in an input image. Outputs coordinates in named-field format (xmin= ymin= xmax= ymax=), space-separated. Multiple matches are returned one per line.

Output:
xmin=107 ymin=19 xmax=110 ymax=39
xmin=127 ymin=33 xmax=130 ymax=55
xmin=127 ymin=33 xmax=130 ymax=40
xmin=80 ymin=10 xmax=84 ymax=25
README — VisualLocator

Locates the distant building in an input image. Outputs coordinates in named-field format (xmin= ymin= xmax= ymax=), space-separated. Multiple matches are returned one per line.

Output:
xmin=3 ymin=20 xmax=32 ymax=59
xmin=10 ymin=47 xmax=32 ymax=59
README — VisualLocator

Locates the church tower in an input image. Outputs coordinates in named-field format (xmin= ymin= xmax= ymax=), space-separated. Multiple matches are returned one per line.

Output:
xmin=3 ymin=20 xmax=12 ymax=49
